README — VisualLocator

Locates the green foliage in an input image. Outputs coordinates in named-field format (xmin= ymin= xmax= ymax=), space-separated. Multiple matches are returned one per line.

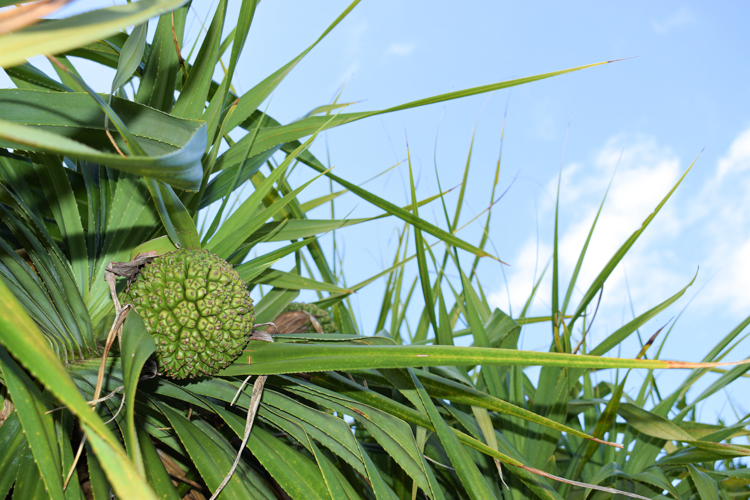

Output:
xmin=0 ymin=2 xmax=748 ymax=500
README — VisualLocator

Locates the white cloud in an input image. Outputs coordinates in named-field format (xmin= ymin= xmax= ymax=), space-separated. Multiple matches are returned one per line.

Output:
xmin=716 ymin=127 xmax=750 ymax=180
xmin=703 ymin=237 xmax=750 ymax=313
xmin=652 ymin=6 xmax=696 ymax=35
xmin=386 ymin=42 xmax=416 ymax=56
xmin=489 ymin=127 xmax=750 ymax=338
xmin=693 ymin=126 xmax=750 ymax=313
xmin=489 ymin=135 xmax=686 ymax=334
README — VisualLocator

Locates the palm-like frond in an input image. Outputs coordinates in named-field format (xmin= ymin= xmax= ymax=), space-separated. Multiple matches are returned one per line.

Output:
xmin=0 ymin=2 xmax=748 ymax=500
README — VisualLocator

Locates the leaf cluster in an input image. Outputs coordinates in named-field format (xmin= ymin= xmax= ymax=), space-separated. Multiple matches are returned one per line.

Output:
xmin=0 ymin=2 xmax=747 ymax=500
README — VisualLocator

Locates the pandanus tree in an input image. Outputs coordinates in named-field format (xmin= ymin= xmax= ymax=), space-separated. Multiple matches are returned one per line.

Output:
xmin=0 ymin=1 xmax=748 ymax=499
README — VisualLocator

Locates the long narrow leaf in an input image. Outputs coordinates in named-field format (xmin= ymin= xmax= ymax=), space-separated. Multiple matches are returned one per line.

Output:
xmin=0 ymin=0 xmax=189 ymax=68
xmin=220 ymin=342 xmax=749 ymax=376
xmin=0 ymin=280 xmax=158 ymax=499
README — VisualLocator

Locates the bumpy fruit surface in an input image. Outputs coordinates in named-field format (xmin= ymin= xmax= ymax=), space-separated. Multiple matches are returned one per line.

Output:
xmin=125 ymin=248 xmax=254 ymax=379
xmin=283 ymin=302 xmax=337 ymax=333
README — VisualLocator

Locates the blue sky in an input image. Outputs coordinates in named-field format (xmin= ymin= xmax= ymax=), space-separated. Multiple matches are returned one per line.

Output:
xmin=20 ymin=1 xmax=750 ymax=421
